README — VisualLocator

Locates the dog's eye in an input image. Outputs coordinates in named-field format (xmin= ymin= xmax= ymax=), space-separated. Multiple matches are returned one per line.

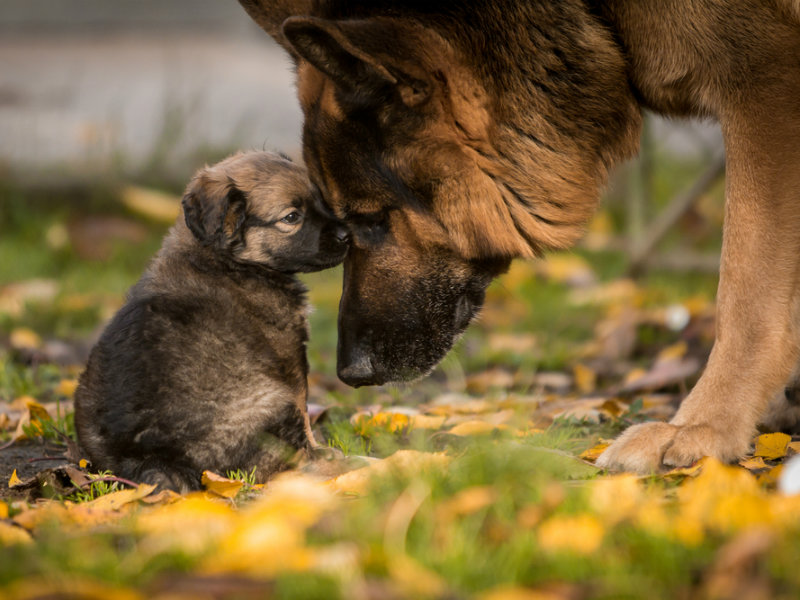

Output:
xmin=280 ymin=211 xmax=302 ymax=225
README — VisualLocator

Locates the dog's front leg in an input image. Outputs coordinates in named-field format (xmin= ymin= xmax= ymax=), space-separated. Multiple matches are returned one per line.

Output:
xmin=599 ymin=91 xmax=800 ymax=474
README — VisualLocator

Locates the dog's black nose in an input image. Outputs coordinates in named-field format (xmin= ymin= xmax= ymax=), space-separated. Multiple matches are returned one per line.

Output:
xmin=337 ymin=348 xmax=376 ymax=387
xmin=334 ymin=224 xmax=350 ymax=244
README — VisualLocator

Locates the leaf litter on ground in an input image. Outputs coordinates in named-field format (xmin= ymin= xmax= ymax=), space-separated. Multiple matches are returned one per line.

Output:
xmin=5 ymin=226 xmax=800 ymax=598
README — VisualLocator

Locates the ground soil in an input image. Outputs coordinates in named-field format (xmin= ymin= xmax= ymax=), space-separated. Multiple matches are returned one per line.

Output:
xmin=0 ymin=441 xmax=70 ymax=499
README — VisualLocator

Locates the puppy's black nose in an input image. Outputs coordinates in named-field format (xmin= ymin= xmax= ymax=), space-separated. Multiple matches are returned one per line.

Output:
xmin=334 ymin=224 xmax=350 ymax=244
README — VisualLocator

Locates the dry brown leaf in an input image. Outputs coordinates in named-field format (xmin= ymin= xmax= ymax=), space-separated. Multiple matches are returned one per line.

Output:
xmin=487 ymin=333 xmax=537 ymax=354
xmin=619 ymin=357 xmax=701 ymax=394
xmin=739 ymin=456 xmax=769 ymax=471
xmin=466 ymin=368 xmax=516 ymax=393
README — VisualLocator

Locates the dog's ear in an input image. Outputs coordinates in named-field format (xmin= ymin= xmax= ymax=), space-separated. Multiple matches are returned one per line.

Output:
xmin=182 ymin=179 xmax=247 ymax=249
xmin=282 ymin=16 xmax=431 ymax=108
xmin=238 ymin=0 xmax=313 ymax=59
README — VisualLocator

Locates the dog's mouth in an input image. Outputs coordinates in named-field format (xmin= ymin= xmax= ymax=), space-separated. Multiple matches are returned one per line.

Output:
xmin=335 ymin=247 xmax=508 ymax=387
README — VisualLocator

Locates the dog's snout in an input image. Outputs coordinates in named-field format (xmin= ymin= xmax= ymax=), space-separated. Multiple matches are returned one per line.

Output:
xmin=334 ymin=223 xmax=351 ymax=244
xmin=337 ymin=347 xmax=377 ymax=387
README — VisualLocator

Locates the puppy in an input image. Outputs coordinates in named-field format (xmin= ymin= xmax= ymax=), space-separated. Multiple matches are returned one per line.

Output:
xmin=74 ymin=152 xmax=349 ymax=492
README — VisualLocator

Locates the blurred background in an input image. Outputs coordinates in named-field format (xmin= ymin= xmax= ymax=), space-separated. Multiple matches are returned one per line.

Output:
xmin=0 ymin=0 xmax=727 ymax=411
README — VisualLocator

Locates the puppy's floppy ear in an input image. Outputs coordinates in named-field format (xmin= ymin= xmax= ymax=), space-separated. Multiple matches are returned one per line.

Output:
xmin=182 ymin=177 xmax=247 ymax=249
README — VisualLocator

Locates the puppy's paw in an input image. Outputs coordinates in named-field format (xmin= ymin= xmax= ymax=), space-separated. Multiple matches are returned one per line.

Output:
xmin=596 ymin=422 xmax=678 ymax=474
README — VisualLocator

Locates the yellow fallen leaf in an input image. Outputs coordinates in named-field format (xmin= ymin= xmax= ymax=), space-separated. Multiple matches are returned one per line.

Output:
xmin=9 ymin=327 xmax=41 ymax=350
xmin=80 ymin=484 xmax=157 ymax=512
xmin=5 ymin=578 xmax=142 ymax=600
xmin=121 ymin=185 xmax=181 ymax=223
xmin=409 ymin=414 xmax=447 ymax=430
xmin=137 ymin=495 xmax=236 ymax=554
xmin=448 ymin=420 xmax=507 ymax=436
xmin=788 ymin=441 xmax=800 ymax=455
xmin=12 ymin=396 xmax=53 ymax=442
xmin=437 ymin=486 xmax=497 ymax=518
xmin=0 ymin=502 xmax=8 ymax=519
xmin=8 ymin=469 xmax=23 ymax=488
xmin=662 ymin=457 xmax=708 ymax=480
xmin=739 ymin=456 xmax=769 ymax=471
xmin=56 ymin=378 xmax=79 ymax=398
xmin=590 ymin=474 xmax=645 ymax=525
xmin=677 ymin=459 xmax=770 ymax=535
xmin=352 ymin=412 xmax=411 ymax=434
xmin=329 ymin=450 xmax=450 ymax=496
xmin=599 ymin=399 xmax=625 ymax=418
xmin=757 ymin=464 xmax=783 ymax=487
xmin=207 ymin=475 xmax=335 ymax=575
xmin=538 ymin=254 xmax=595 ymax=285
xmin=387 ymin=554 xmax=448 ymax=598
xmin=754 ymin=432 xmax=791 ymax=460
xmin=623 ymin=368 xmax=648 ymax=386
xmin=656 ymin=341 xmax=688 ymax=362
xmin=478 ymin=584 xmax=569 ymax=600
xmin=0 ymin=521 xmax=33 ymax=545
xmin=13 ymin=502 xmax=71 ymax=531
xmin=79 ymin=459 xmax=89 ymax=469
xmin=538 ymin=514 xmax=605 ymax=555
xmin=579 ymin=442 xmax=610 ymax=462
xmin=572 ymin=363 xmax=596 ymax=394
xmin=202 ymin=471 xmax=245 ymax=499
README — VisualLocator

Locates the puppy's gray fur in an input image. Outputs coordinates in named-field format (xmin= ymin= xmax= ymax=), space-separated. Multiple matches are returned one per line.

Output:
xmin=74 ymin=152 xmax=348 ymax=492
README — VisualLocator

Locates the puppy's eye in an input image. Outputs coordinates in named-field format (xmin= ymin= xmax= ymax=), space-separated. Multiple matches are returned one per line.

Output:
xmin=280 ymin=211 xmax=302 ymax=225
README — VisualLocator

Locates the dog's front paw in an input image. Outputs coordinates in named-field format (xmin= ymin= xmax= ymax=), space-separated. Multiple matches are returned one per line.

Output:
xmin=597 ymin=421 xmax=750 ymax=474
xmin=596 ymin=422 xmax=678 ymax=474
xmin=662 ymin=424 xmax=746 ymax=468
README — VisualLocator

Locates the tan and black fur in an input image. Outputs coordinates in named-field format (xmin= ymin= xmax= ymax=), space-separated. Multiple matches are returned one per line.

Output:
xmin=74 ymin=152 xmax=349 ymax=491
xmin=240 ymin=1 xmax=800 ymax=473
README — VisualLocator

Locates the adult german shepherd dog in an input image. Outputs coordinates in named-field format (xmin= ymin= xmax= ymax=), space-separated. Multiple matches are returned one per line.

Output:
xmin=239 ymin=0 xmax=800 ymax=473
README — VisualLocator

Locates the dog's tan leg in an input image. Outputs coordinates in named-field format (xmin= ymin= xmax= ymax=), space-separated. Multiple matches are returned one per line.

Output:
xmin=599 ymin=87 xmax=800 ymax=473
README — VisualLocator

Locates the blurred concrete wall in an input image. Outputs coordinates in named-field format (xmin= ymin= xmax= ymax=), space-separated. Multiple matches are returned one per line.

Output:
xmin=0 ymin=0 xmax=303 ymax=184
xmin=0 ymin=1 xmax=721 ymax=186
